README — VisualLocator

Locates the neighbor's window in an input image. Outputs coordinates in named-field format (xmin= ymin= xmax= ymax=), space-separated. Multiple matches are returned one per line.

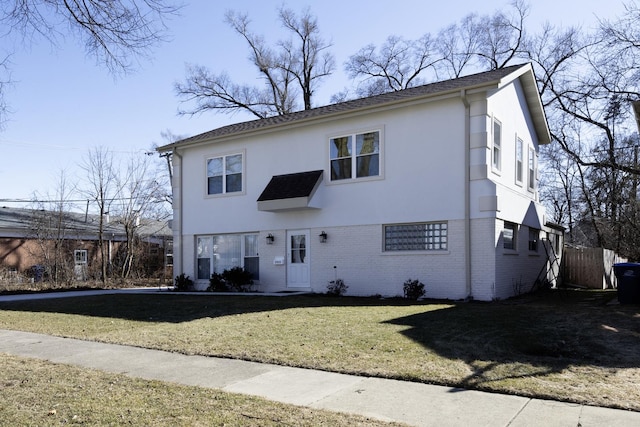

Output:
xmin=330 ymin=130 xmax=380 ymax=180
xmin=384 ymin=222 xmax=447 ymax=251
xmin=74 ymin=249 xmax=88 ymax=264
xmin=528 ymin=228 xmax=539 ymax=252
xmin=207 ymin=153 xmax=243 ymax=195
xmin=515 ymin=137 xmax=524 ymax=184
xmin=528 ymin=147 xmax=536 ymax=191
xmin=503 ymin=222 xmax=517 ymax=250
xmin=492 ymin=118 xmax=502 ymax=171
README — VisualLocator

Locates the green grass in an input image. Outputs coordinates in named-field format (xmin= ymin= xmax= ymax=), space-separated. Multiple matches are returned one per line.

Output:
xmin=0 ymin=353 xmax=402 ymax=426
xmin=1 ymin=289 xmax=639 ymax=411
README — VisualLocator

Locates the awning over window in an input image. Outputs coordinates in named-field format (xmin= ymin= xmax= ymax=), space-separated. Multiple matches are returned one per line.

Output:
xmin=257 ymin=170 xmax=323 ymax=211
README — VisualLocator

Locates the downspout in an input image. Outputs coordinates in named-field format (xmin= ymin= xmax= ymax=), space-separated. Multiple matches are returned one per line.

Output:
xmin=173 ymin=147 xmax=184 ymax=276
xmin=461 ymin=90 xmax=473 ymax=300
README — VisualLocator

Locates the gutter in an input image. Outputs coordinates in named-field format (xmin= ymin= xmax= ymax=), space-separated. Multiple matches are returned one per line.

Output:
xmin=461 ymin=90 xmax=473 ymax=300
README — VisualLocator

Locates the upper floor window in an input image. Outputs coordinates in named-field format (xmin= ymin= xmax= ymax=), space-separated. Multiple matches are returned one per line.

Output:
xmin=528 ymin=147 xmax=536 ymax=191
xmin=492 ymin=119 xmax=502 ymax=171
xmin=515 ymin=137 xmax=524 ymax=185
xmin=330 ymin=131 xmax=380 ymax=181
xmin=207 ymin=153 xmax=243 ymax=195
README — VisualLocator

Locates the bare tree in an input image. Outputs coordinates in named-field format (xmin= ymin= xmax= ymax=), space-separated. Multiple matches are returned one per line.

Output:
xmin=112 ymin=154 xmax=165 ymax=279
xmin=2 ymin=0 xmax=179 ymax=73
xmin=175 ymin=6 xmax=334 ymax=118
xmin=29 ymin=171 xmax=78 ymax=285
xmin=81 ymin=147 xmax=118 ymax=283
xmin=344 ymin=34 xmax=441 ymax=97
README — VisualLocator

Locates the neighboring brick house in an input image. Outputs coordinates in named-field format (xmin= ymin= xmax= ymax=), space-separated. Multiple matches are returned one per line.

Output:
xmin=158 ymin=63 xmax=563 ymax=300
xmin=0 ymin=206 xmax=172 ymax=281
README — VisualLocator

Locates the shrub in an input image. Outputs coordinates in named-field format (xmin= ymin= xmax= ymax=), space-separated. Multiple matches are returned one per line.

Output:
xmin=403 ymin=279 xmax=425 ymax=300
xmin=174 ymin=273 xmax=193 ymax=291
xmin=327 ymin=278 xmax=348 ymax=296
xmin=208 ymin=272 xmax=228 ymax=292
xmin=223 ymin=267 xmax=254 ymax=292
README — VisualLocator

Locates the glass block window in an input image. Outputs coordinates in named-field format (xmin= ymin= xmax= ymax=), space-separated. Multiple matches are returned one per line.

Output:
xmin=384 ymin=222 xmax=448 ymax=251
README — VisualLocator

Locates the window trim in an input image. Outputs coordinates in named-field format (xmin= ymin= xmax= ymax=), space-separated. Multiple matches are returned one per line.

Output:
xmin=328 ymin=128 xmax=384 ymax=183
xmin=527 ymin=146 xmax=536 ymax=192
xmin=196 ymin=233 xmax=259 ymax=281
xmin=515 ymin=137 xmax=524 ymax=186
xmin=74 ymin=249 xmax=88 ymax=264
xmin=205 ymin=150 xmax=246 ymax=197
xmin=503 ymin=221 xmax=518 ymax=251
xmin=383 ymin=222 xmax=448 ymax=252
xmin=492 ymin=118 xmax=502 ymax=172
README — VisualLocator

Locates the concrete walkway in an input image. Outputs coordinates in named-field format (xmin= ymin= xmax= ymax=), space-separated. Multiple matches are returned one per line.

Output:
xmin=1 ymin=329 xmax=639 ymax=426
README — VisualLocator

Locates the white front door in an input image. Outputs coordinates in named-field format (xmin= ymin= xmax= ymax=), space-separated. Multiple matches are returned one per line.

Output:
xmin=287 ymin=230 xmax=310 ymax=288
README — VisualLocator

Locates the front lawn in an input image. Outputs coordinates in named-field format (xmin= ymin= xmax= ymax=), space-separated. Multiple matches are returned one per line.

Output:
xmin=0 ymin=289 xmax=638 ymax=411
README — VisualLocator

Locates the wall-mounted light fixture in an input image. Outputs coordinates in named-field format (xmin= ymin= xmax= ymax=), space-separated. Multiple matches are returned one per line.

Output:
xmin=266 ymin=233 xmax=275 ymax=245
xmin=319 ymin=231 xmax=327 ymax=243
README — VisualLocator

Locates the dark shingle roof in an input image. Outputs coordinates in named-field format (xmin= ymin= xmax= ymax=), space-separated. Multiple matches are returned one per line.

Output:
xmin=257 ymin=170 xmax=324 ymax=202
xmin=160 ymin=63 xmax=549 ymax=149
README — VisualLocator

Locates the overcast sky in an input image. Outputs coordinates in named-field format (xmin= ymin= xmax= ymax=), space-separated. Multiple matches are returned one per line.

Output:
xmin=0 ymin=0 xmax=626 ymax=208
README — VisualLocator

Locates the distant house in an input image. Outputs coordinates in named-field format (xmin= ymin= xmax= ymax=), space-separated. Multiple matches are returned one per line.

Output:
xmin=0 ymin=206 xmax=172 ymax=281
xmin=158 ymin=63 xmax=563 ymax=300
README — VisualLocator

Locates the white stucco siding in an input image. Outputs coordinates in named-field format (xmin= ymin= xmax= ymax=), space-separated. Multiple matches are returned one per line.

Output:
xmin=178 ymin=96 xmax=468 ymax=237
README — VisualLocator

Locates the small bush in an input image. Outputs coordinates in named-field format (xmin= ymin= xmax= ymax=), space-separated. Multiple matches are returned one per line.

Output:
xmin=327 ymin=279 xmax=348 ymax=296
xmin=208 ymin=272 xmax=228 ymax=292
xmin=174 ymin=273 xmax=193 ymax=291
xmin=403 ymin=279 xmax=425 ymax=300
xmin=224 ymin=267 xmax=254 ymax=292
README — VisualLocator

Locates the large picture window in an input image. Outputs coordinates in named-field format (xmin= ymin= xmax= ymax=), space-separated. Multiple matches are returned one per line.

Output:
xmin=384 ymin=222 xmax=448 ymax=251
xmin=330 ymin=130 xmax=380 ymax=181
xmin=197 ymin=234 xmax=259 ymax=280
xmin=207 ymin=153 xmax=243 ymax=195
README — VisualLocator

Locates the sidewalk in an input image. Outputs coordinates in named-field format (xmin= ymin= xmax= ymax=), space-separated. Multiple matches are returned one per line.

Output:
xmin=1 ymin=329 xmax=639 ymax=426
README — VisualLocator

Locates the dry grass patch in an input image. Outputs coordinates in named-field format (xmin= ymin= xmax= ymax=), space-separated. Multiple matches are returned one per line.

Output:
xmin=0 ymin=289 xmax=639 ymax=411
xmin=0 ymin=353 xmax=402 ymax=426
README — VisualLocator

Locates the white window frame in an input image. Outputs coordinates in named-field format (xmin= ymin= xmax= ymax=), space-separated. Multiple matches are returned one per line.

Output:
xmin=528 ymin=147 xmax=536 ymax=191
xmin=492 ymin=118 xmax=502 ymax=172
xmin=205 ymin=151 xmax=245 ymax=196
xmin=329 ymin=129 xmax=383 ymax=182
xmin=515 ymin=137 xmax=524 ymax=185
xmin=384 ymin=222 xmax=448 ymax=252
xmin=74 ymin=249 xmax=88 ymax=264
xmin=196 ymin=233 xmax=259 ymax=280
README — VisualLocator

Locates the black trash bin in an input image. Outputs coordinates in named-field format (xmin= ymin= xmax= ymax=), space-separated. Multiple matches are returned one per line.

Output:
xmin=613 ymin=263 xmax=640 ymax=304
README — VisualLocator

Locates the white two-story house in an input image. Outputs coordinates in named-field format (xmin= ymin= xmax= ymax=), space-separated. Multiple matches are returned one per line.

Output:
xmin=159 ymin=63 xmax=561 ymax=300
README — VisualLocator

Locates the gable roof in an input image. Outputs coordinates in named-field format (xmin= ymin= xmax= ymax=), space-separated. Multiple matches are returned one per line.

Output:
xmin=160 ymin=63 xmax=550 ymax=150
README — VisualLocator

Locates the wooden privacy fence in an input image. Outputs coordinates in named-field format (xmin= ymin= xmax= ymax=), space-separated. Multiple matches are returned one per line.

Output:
xmin=562 ymin=247 xmax=627 ymax=289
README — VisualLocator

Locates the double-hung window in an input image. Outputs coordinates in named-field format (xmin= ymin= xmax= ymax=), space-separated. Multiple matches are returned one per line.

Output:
xmin=528 ymin=147 xmax=536 ymax=191
xmin=330 ymin=130 xmax=380 ymax=181
xmin=515 ymin=137 xmax=524 ymax=185
xmin=528 ymin=228 xmax=539 ymax=252
xmin=207 ymin=153 xmax=243 ymax=195
xmin=492 ymin=119 xmax=502 ymax=171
